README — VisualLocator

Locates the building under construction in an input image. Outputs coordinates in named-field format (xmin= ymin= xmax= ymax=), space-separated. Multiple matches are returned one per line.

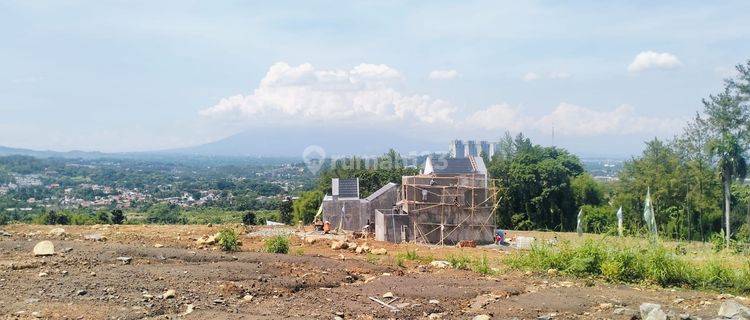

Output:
xmin=322 ymin=156 xmax=495 ymax=245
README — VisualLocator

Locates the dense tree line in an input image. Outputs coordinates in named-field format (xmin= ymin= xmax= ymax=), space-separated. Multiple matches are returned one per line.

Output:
xmin=610 ymin=60 xmax=750 ymax=243
xmin=488 ymin=132 xmax=596 ymax=231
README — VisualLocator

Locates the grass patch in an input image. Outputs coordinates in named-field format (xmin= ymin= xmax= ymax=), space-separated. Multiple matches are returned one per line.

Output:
xmin=216 ymin=228 xmax=240 ymax=252
xmin=507 ymin=238 xmax=750 ymax=293
xmin=471 ymin=254 xmax=494 ymax=275
xmin=447 ymin=254 xmax=472 ymax=270
xmin=263 ymin=235 xmax=290 ymax=254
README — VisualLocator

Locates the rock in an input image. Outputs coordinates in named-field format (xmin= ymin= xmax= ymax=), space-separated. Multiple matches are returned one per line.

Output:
xmin=48 ymin=228 xmax=66 ymax=237
xmin=718 ymin=300 xmax=750 ymax=318
xmin=242 ymin=295 xmax=254 ymax=302
xmin=0 ymin=230 xmax=10 ymax=237
xmin=38 ymin=272 xmax=48 ymax=277
xmin=640 ymin=303 xmax=666 ymax=320
xmin=371 ymin=248 xmax=387 ymax=255
xmin=547 ymin=268 xmax=558 ymax=276
xmin=382 ymin=292 xmax=394 ymax=299
xmin=33 ymin=241 xmax=55 ymax=256
xmin=673 ymin=298 xmax=685 ymax=304
xmin=538 ymin=315 xmax=554 ymax=320
xmin=428 ymin=313 xmax=444 ymax=319
xmin=598 ymin=303 xmax=613 ymax=310
xmin=429 ymin=299 xmax=440 ymax=304
xmin=305 ymin=237 xmax=316 ymax=244
xmin=182 ymin=304 xmax=194 ymax=315
xmin=76 ymin=290 xmax=87 ymax=296
xmin=640 ymin=303 xmax=661 ymax=318
xmin=645 ymin=309 xmax=667 ymax=320
xmin=355 ymin=246 xmax=364 ymax=254
xmin=84 ymin=233 xmax=105 ymax=241
xmin=346 ymin=242 xmax=358 ymax=251
xmin=31 ymin=311 xmax=41 ymax=318
xmin=430 ymin=260 xmax=451 ymax=269
xmin=395 ymin=302 xmax=410 ymax=309
xmin=614 ymin=307 xmax=638 ymax=317
xmin=116 ymin=257 xmax=132 ymax=265
xmin=331 ymin=241 xmax=346 ymax=250
xmin=153 ymin=244 xmax=164 ymax=248
xmin=473 ymin=315 xmax=491 ymax=320
xmin=163 ymin=289 xmax=176 ymax=299
xmin=196 ymin=235 xmax=216 ymax=245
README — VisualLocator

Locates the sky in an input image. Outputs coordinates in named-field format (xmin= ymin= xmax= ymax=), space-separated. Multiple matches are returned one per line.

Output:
xmin=1 ymin=1 xmax=749 ymax=157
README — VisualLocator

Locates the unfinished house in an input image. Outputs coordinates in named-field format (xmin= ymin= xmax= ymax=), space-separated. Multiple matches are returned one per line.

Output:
xmin=322 ymin=156 xmax=495 ymax=245
xmin=376 ymin=156 xmax=495 ymax=245
xmin=321 ymin=178 xmax=399 ymax=232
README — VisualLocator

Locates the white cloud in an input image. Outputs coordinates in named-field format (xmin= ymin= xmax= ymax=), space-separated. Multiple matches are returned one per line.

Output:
xmin=428 ymin=69 xmax=459 ymax=80
xmin=628 ymin=51 xmax=682 ymax=73
xmin=522 ymin=72 xmax=540 ymax=82
xmin=464 ymin=103 xmax=684 ymax=136
xmin=200 ymin=62 xmax=455 ymax=125
xmin=462 ymin=104 xmax=528 ymax=132
xmin=203 ymin=62 xmax=685 ymax=139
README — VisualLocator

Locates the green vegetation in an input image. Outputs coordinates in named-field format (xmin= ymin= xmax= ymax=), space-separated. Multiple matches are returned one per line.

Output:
xmin=507 ymin=239 xmax=750 ymax=293
xmin=242 ymin=211 xmax=256 ymax=225
xmin=263 ymin=235 xmax=290 ymax=254
xmin=146 ymin=204 xmax=187 ymax=224
xmin=216 ymin=228 xmax=240 ymax=252
xmin=489 ymin=132 xmax=588 ymax=231
xmin=111 ymin=209 xmax=125 ymax=224
xmin=292 ymin=190 xmax=323 ymax=224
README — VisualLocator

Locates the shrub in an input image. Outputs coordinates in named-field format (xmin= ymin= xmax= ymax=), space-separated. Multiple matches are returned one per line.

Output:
xmin=95 ymin=210 xmax=111 ymax=224
xmin=263 ymin=235 xmax=289 ymax=254
xmin=242 ymin=211 xmax=256 ymax=226
xmin=34 ymin=211 xmax=70 ymax=225
xmin=217 ymin=228 xmax=240 ymax=252
xmin=111 ymin=209 xmax=125 ymax=224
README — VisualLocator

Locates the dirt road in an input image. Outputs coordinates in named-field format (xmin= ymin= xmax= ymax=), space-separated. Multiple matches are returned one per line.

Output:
xmin=0 ymin=224 xmax=741 ymax=319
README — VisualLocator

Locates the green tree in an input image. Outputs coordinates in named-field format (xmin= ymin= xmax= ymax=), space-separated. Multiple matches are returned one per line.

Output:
xmin=279 ymin=197 xmax=294 ymax=224
xmin=571 ymin=174 xmax=604 ymax=207
xmin=111 ymin=209 xmax=125 ymax=224
xmin=489 ymin=134 xmax=584 ymax=231
xmin=292 ymin=191 xmax=323 ymax=224
xmin=95 ymin=210 xmax=111 ymax=224
xmin=242 ymin=211 xmax=256 ymax=225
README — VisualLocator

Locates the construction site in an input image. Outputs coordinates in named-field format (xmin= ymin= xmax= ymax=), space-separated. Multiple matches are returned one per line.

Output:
xmin=322 ymin=156 xmax=497 ymax=246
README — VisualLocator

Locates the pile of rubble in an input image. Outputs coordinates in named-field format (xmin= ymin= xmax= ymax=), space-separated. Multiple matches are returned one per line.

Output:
xmin=328 ymin=240 xmax=387 ymax=255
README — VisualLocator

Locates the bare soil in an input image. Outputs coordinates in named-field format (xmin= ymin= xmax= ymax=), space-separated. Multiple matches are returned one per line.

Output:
xmin=0 ymin=224 xmax=741 ymax=319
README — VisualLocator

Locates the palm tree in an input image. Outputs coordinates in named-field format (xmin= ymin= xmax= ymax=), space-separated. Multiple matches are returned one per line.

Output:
xmin=710 ymin=133 xmax=748 ymax=246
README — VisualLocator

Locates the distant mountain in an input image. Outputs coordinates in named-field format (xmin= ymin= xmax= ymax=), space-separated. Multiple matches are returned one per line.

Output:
xmin=172 ymin=126 xmax=446 ymax=158
xmin=0 ymin=126 xmax=447 ymax=160
xmin=0 ymin=145 xmax=112 ymax=159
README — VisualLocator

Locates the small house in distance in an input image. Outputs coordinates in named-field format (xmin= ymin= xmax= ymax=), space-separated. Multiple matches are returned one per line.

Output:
xmin=321 ymin=156 xmax=495 ymax=245
xmin=321 ymin=178 xmax=399 ymax=232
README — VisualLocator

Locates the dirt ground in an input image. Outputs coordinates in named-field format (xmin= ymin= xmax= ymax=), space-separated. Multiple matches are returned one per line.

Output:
xmin=0 ymin=224 xmax=743 ymax=319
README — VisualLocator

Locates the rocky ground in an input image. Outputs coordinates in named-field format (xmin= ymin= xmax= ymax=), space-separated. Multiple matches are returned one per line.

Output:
xmin=0 ymin=224 xmax=748 ymax=319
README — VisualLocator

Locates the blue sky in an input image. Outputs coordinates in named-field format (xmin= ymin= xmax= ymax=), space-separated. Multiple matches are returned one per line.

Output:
xmin=1 ymin=1 xmax=749 ymax=156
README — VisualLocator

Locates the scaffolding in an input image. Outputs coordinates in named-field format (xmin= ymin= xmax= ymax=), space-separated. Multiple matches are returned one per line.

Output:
xmin=401 ymin=173 xmax=496 ymax=245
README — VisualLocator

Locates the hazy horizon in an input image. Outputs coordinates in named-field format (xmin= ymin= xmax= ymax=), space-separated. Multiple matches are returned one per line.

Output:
xmin=3 ymin=1 xmax=749 ymax=157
